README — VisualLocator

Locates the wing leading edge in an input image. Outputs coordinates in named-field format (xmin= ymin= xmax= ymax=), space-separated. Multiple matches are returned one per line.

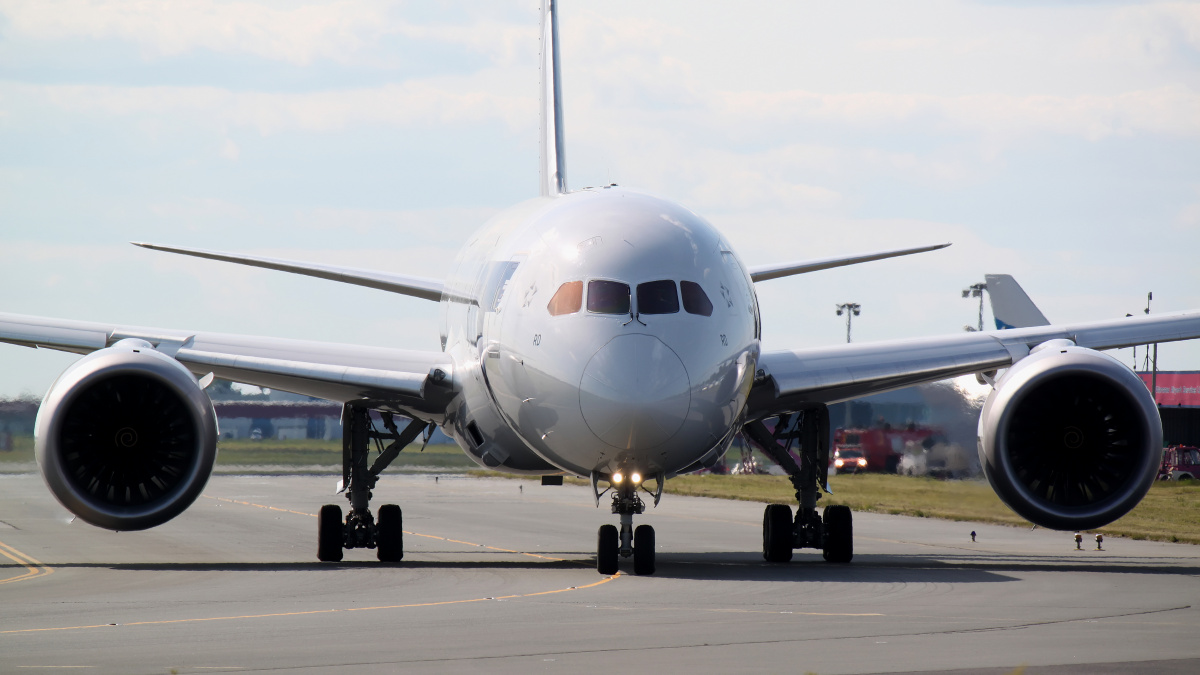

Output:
xmin=0 ymin=311 xmax=453 ymax=418
xmin=749 ymin=309 xmax=1200 ymax=417
xmin=748 ymin=243 xmax=951 ymax=283
xmin=132 ymin=242 xmax=445 ymax=302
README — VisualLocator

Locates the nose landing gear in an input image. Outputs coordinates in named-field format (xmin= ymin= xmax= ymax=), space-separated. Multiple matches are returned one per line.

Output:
xmin=745 ymin=405 xmax=854 ymax=565
xmin=594 ymin=472 xmax=660 ymax=575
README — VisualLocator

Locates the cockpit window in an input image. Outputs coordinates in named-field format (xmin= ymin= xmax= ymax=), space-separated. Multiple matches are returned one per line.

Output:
xmin=681 ymin=281 xmax=713 ymax=317
xmin=636 ymin=280 xmax=679 ymax=315
xmin=587 ymin=280 xmax=631 ymax=314
xmin=547 ymin=281 xmax=583 ymax=316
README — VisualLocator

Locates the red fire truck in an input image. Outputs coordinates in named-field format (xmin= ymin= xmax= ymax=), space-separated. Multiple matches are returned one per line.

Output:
xmin=1158 ymin=445 xmax=1200 ymax=481
xmin=832 ymin=426 xmax=940 ymax=474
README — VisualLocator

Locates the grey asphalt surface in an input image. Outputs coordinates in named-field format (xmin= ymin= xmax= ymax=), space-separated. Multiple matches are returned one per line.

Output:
xmin=1 ymin=472 xmax=1198 ymax=674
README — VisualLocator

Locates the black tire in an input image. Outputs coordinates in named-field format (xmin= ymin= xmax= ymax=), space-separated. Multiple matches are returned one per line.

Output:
xmin=633 ymin=524 xmax=656 ymax=575
xmin=762 ymin=504 xmax=794 ymax=563
xmin=318 ymin=504 xmax=343 ymax=562
xmin=377 ymin=504 xmax=403 ymax=562
xmin=597 ymin=524 xmax=619 ymax=575
xmin=822 ymin=504 xmax=853 ymax=563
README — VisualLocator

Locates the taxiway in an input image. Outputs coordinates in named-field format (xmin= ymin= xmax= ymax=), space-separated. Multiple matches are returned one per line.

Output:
xmin=1 ymin=473 xmax=1198 ymax=674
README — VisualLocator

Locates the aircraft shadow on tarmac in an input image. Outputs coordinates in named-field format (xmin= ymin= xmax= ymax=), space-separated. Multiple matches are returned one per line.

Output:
xmin=2 ymin=552 xmax=1195 ymax=579
xmin=0 ymin=560 xmax=588 ymax=572
xmin=639 ymin=552 xmax=1200 ymax=583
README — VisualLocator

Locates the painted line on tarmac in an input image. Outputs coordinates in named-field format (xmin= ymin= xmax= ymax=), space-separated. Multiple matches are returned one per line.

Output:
xmin=0 ymin=572 xmax=620 ymax=636
xmin=0 ymin=539 xmax=52 ymax=586
xmin=202 ymin=494 xmax=569 ymax=562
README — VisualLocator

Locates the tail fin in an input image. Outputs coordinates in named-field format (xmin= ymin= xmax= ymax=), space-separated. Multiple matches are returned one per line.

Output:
xmin=985 ymin=274 xmax=1050 ymax=329
xmin=540 ymin=0 xmax=567 ymax=197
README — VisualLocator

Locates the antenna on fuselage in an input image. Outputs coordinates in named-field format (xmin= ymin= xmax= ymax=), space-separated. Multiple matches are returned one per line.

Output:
xmin=540 ymin=0 xmax=568 ymax=197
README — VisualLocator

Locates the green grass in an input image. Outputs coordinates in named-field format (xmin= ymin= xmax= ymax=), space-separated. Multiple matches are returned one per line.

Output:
xmin=7 ymin=431 xmax=1199 ymax=544
xmin=0 ymin=436 xmax=477 ymax=471
xmin=475 ymin=471 xmax=1200 ymax=546
xmin=212 ymin=438 xmax=474 ymax=470
xmin=0 ymin=435 xmax=33 ymax=462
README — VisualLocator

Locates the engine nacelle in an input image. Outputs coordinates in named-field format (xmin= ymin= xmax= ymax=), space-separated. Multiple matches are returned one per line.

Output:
xmin=36 ymin=339 xmax=218 ymax=531
xmin=978 ymin=340 xmax=1161 ymax=531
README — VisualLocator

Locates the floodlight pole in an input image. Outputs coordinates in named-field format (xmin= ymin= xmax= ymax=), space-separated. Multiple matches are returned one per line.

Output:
xmin=835 ymin=302 xmax=861 ymax=343
xmin=1146 ymin=292 xmax=1158 ymax=404
xmin=962 ymin=282 xmax=987 ymax=332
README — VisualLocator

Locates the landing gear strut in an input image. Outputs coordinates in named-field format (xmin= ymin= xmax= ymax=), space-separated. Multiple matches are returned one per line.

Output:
xmin=317 ymin=404 xmax=429 ymax=563
xmin=745 ymin=405 xmax=853 ymax=564
xmin=593 ymin=473 xmax=660 ymax=575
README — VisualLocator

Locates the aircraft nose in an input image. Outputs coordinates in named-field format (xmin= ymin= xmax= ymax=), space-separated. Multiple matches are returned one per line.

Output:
xmin=579 ymin=334 xmax=691 ymax=449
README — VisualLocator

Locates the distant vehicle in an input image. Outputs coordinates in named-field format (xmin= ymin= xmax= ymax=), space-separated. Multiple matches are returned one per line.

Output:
xmin=1158 ymin=446 xmax=1200 ymax=481
xmin=249 ymin=428 xmax=264 ymax=441
xmin=831 ymin=448 xmax=867 ymax=474
xmin=833 ymin=426 xmax=939 ymax=474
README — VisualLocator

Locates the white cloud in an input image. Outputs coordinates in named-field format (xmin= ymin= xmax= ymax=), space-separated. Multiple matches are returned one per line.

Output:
xmin=0 ymin=0 xmax=538 ymax=65
xmin=711 ymin=86 xmax=1200 ymax=143
xmin=7 ymin=77 xmax=533 ymax=134
xmin=0 ymin=0 xmax=390 ymax=64
xmin=219 ymin=137 xmax=240 ymax=160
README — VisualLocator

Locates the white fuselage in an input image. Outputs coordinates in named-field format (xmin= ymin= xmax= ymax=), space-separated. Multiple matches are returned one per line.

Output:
xmin=438 ymin=187 xmax=761 ymax=480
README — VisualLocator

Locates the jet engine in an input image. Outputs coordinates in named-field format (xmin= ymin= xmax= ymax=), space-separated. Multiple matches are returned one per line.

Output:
xmin=978 ymin=340 xmax=1161 ymax=531
xmin=35 ymin=339 xmax=218 ymax=531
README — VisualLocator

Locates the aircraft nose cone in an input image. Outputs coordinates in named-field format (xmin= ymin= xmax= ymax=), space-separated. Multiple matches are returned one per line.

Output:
xmin=579 ymin=334 xmax=691 ymax=449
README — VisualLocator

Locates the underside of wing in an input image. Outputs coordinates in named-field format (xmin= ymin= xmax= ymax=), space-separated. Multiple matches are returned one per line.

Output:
xmin=0 ymin=311 xmax=453 ymax=418
xmin=749 ymin=309 xmax=1200 ymax=418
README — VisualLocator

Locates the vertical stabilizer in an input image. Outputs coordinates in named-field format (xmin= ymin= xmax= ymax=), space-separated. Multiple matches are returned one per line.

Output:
xmin=540 ymin=0 xmax=567 ymax=197
xmin=985 ymin=274 xmax=1050 ymax=330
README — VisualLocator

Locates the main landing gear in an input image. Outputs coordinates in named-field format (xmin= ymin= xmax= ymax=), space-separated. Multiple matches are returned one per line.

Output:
xmin=744 ymin=405 xmax=853 ymax=564
xmin=594 ymin=471 xmax=662 ymax=575
xmin=317 ymin=404 xmax=429 ymax=563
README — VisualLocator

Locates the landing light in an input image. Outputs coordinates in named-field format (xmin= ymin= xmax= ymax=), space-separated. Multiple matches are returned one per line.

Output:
xmin=856 ymin=458 xmax=867 ymax=467
xmin=833 ymin=459 xmax=844 ymax=468
xmin=612 ymin=472 xmax=624 ymax=484
xmin=630 ymin=472 xmax=642 ymax=485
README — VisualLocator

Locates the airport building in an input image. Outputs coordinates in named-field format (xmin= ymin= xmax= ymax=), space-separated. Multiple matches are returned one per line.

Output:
xmin=1139 ymin=371 xmax=1200 ymax=446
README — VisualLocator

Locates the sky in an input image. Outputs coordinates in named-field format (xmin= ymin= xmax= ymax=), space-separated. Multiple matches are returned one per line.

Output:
xmin=1 ymin=0 xmax=1199 ymax=398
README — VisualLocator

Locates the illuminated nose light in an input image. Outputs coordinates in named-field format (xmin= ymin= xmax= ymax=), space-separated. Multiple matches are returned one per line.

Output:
xmin=834 ymin=459 xmax=844 ymax=468
xmin=857 ymin=458 xmax=867 ymax=467
xmin=630 ymin=472 xmax=642 ymax=484
xmin=612 ymin=472 xmax=624 ymax=484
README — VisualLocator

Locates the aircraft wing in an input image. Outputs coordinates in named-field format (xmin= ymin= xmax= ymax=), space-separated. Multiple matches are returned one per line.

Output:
xmin=748 ymin=243 xmax=950 ymax=283
xmin=0 ymin=311 xmax=454 ymax=418
xmin=748 ymin=310 xmax=1200 ymax=416
xmin=132 ymin=242 xmax=445 ymax=302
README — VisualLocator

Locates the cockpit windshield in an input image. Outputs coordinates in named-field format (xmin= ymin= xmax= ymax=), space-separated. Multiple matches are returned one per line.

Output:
xmin=547 ymin=278 xmax=714 ymax=318
xmin=681 ymin=281 xmax=713 ymax=317
xmin=587 ymin=280 xmax=631 ymax=314
xmin=547 ymin=281 xmax=583 ymax=316
xmin=636 ymin=280 xmax=679 ymax=315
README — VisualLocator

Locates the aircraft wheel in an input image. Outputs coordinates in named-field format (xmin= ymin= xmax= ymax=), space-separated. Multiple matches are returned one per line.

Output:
xmin=318 ymin=504 xmax=344 ymax=562
xmin=597 ymin=524 xmax=619 ymax=575
xmin=822 ymin=504 xmax=854 ymax=563
xmin=633 ymin=524 xmax=656 ymax=575
xmin=762 ymin=504 xmax=794 ymax=563
xmin=377 ymin=504 xmax=403 ymax=562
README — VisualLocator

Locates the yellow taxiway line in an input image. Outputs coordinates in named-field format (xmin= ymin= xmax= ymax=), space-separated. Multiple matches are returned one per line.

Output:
xmin=0 ymin=572 xmax=618 ymax=636
xmin=0 ymin=539 xmax=53 ymax=586
xmin=203 ymin=494 xmax=569 ymax=562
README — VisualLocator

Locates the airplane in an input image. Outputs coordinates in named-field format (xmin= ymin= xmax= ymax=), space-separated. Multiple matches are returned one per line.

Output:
xmin=985 ymin=274 xmax=1051 ymax=330
xmin=3 ymin=1 xmax=1200 ymax=576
